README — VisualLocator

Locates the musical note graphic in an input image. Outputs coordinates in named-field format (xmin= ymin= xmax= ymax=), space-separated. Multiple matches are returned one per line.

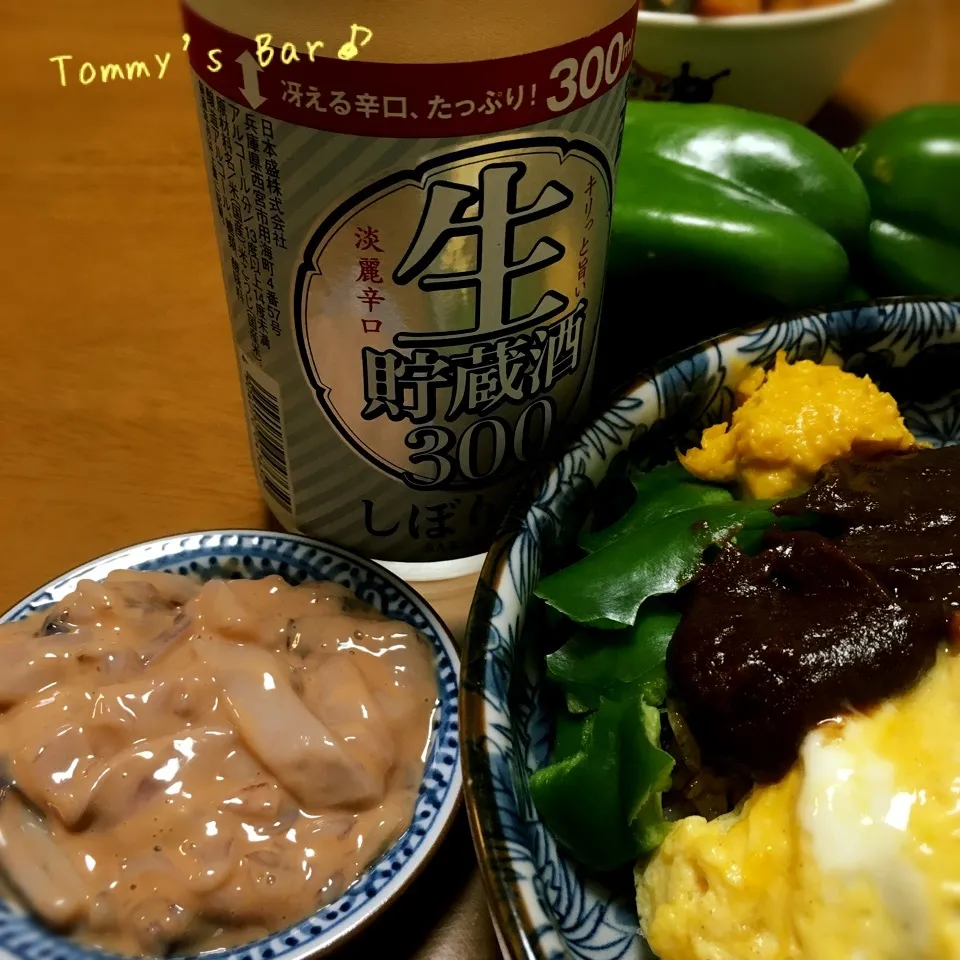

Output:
xmin=338 ymin=24 xmax=374 ymax=61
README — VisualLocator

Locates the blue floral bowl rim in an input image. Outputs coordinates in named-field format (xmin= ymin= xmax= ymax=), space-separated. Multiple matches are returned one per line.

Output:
xmin=0 ymin=528 xmax=463 ymax=960
xmin=460 ymin=295 xmax=960 ymax=960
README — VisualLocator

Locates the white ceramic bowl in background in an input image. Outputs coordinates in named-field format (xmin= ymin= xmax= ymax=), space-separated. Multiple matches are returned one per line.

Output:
xmin=629 ymin=0 xmax=896 ymax=123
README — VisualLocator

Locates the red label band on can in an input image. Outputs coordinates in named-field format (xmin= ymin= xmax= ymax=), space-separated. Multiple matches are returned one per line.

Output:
xmin=183 ymin=6 xmax=636 ymax=137
xmin=182 ymin=2 xmax=639 ymax=563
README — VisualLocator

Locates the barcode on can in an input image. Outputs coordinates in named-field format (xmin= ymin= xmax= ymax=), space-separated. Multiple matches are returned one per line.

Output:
xmin=240 ymin=359 xmax=294 ymax=514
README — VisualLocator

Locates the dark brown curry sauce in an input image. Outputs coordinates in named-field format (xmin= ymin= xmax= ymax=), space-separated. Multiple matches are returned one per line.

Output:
xmin=667 ymin=446 xmax=960 ymax=782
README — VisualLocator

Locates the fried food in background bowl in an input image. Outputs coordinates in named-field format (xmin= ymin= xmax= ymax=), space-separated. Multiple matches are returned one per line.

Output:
xmin=647 ymin=0 xmax=851 ymax=15
xmin=629 ymin=0 xmax=895 ymax=123
xmin=461 ymin=298 xmax=960 ymax=960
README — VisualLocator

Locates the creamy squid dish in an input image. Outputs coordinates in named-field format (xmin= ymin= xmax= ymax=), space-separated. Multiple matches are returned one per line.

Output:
xmin=0 ymin=571 xmax=439 ymax=955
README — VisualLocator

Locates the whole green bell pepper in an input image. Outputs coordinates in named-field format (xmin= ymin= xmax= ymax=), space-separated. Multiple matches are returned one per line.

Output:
xmin=598 ymin=100 xmax=871 ymax=396
xmin=608 ymin=100 xmax=871 ymax=296
xmin=848 ymin=104 xmax=960 ymax=297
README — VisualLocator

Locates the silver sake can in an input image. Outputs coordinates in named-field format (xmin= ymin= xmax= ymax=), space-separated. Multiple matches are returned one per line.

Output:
xmin=182 ymin=0 xmax=639 ymax=572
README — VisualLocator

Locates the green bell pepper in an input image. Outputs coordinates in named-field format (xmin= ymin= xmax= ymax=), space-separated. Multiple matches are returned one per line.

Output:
xmin=536 ymin=497 xmax=778 ymax=629
xmin=546 ymin=599 xmax=681 ymax=714
xmin=608 ymin=100 xmax=871 ymax=297
xmin=579 ymin=463 xmax=733 ymax=554
xmin=599 ymin=100 xmax=871 ymax=394
xmin=528 ymin=696 xmax=674 ymax=872
xmin=848 ymin=104 xmax=960 ymax=297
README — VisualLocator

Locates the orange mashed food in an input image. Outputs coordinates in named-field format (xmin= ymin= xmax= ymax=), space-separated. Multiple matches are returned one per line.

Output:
xmin=679 ymin=353 xmax=918 ymax=499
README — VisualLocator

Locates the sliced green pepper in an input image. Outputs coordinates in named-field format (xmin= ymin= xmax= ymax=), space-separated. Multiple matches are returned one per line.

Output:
xmin=529 ymin=696 xmax=674 ymax=871
xmin=849 ymin=104 xmax=960 ymax=297
xmin=551 ymin=710 xmax=588 ymax=764
xmin=537 ymin=500 xmax=777 ymax=629
xmin=581 ymin=466 xmax=733 ymax=554
xmin=622 ymin=700 xmax=674 ymax=854
xmin=546 ymin=600 xmax=681 ymax=713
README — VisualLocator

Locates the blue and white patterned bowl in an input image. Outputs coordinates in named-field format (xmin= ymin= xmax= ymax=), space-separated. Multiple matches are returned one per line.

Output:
xmin=461 ymin=298 xmax=960 ymax=960
xmin=0 ymin=530 xmax=462 ymax=960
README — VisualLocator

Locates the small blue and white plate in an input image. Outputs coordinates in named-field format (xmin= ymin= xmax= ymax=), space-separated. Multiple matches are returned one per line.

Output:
xmin=461 ymin=298 xmax=960 ymax=960
xmin=0 ymin=530 xmax=462 ymax=960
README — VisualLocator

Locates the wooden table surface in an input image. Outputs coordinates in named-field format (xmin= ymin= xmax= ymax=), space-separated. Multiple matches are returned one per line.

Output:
xmin=0 ymin=0 xmax=956 ymax=956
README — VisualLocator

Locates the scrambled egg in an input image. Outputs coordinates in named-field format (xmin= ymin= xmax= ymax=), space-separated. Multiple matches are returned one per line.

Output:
xmin=679 ymin=353 xmax=916 ymax=499
xmin=636 ymin=648 xmax=960 ymax=960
